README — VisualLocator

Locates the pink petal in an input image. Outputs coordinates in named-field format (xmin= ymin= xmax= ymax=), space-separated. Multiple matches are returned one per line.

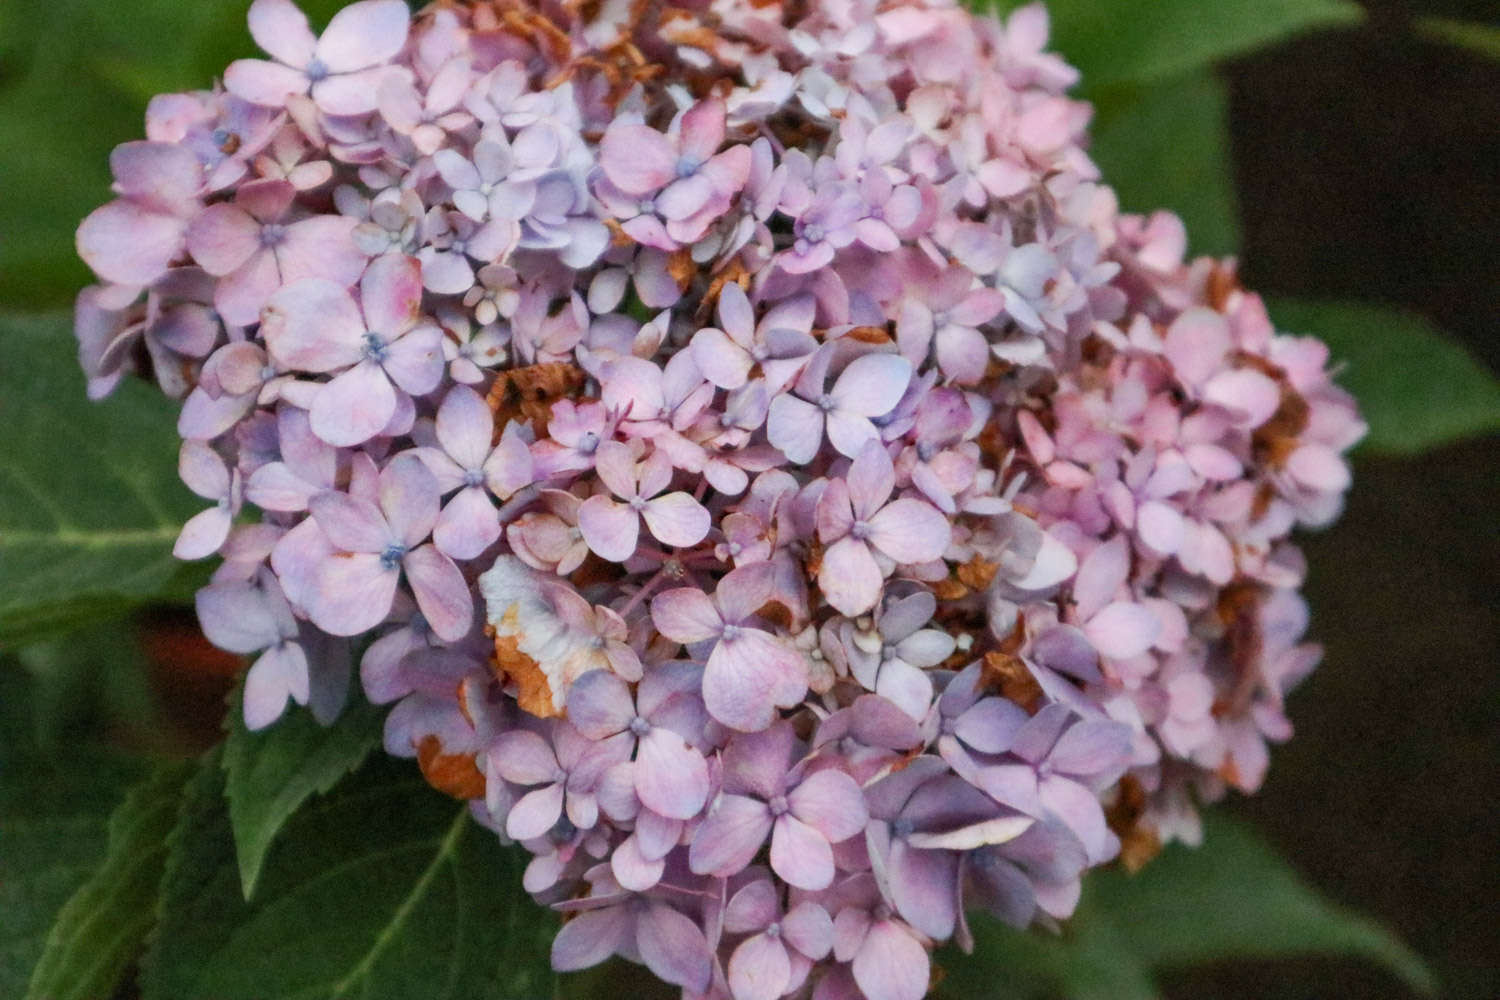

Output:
xmin=310 ymin=361 xmax=395 ymax=446
xmin=402 ymin=544 xmax=473 ymax=641
xmin=689 ymin=327 xmax=752 ymax=389
xmin=688 ymin=794 xmax=773 ymax=877
xmin=214 ymin=250 xmax=282 ymax=328
xmin=360 ymin=252 xmax=422 ymax=335
xmin=831 ymin=353 xmax=911 ymax=417
xmin=642 ymin=493 xmax=710 ymax=549
xmin=610 ymin=833 xmax=665 ymax=891
xmin=247 ymin=0 xmax=316 ymax=67
xmin=567 ymin=671 xmax=635 ymax=739
xmin=578 ymin=496 xmax=641 ymax=563
xmin=787 ymin=769 xmax=868 ymax=842
xmin=224 ymin=59 xmax=309 ymax=107
xmin=315 ymin=0 xmax=410 ymax=73
xmin=434 ymin=487 xmax=500 ymax=560
xmin=729 ymin=933 xmax=792 ymax=1000
xmin=179 ymin=440 xmax=230 ymax=498
xmin=186 ymin=203 xmax=260 ymax=275
xmin=434 ymin=385 xmax=494 ymax=469
xmin=551 ymin=906 xmax=630 ymax=972
xmin=243 ymin=643 xmax=310 ymax=730
xmin=845 ymin=440 xmax=896 ymax=518
xmin=591 ymin=440 xmax=640 ymax=499
xmin=637 ymin=903 xmax=713 ymax=994
xmin=381 ymin=325 xmax=444 ymax=395
xmin=703 ymin=630 xmax=808 ymax=732
xmin=1071 ymin=535 xmax=1129 ymax=622
xmin=771 ymin=813 xmax=835 ymax=890
xmin=824 ymin=411 xmax=880 ymax=460
xmin=1163 ymin=307 xmax=1230 ymax=387
xmin=174 ymin=506 xmax=232 ymax=559
xmin=76 ymin=201 xmax=185 ymax=287
xmin=650 ymin=588 xmax=722 ymax=644
xmin=766 ymin=394 xmax=824 ymax=464
xmin=600 ymin=124 xmax=678 ymax=195
xmin=1084 ymin=602 xmax=1161 ymax=660
xmin=261 ymin=279 xmax=365 ymax=372
xmin=312 ymin=66 xmax=397 ymax=116
xmin=887 ymin=840 xmax=958 ymax=939
xmin=818 ymin=537 xmax=882 ymax=617
xmin=506 ymin=783 xmax=564 ymax=840
xmin=1286 ymin=443 xmax=1351 ymax=493
xmin=677 ymin=99 xmax=727 ymax=163
xmin=309 ymin=552 xmax=398 ymax=635
xmin=635 ymin=727 xmax=710 ymax=820
xmin=308 ymin=490 xmax=390 ymax=552
xmin=1137 ymin=500 xmax=1184 ymax=556
xmin=852 ymin=921 xmax=929 ymax=1000
xmin=277 ymin=214 xmax=365 ymax=286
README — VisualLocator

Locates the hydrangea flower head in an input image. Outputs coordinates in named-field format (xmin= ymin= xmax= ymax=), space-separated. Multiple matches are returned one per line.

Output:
xmin=74 ymin=0 xmax=1365 ymax=996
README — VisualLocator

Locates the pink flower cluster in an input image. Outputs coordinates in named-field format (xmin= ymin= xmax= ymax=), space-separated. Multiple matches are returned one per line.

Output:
xmin=73 ymin=0 xmax=1364 ymax=996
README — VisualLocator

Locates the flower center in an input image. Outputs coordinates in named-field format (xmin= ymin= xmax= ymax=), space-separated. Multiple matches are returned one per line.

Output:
xmin=721 ymin=623 xmax=744 ymax=642
xmin=629 ymin=716 xmax=651 ymax=737
xmin=675 ymin=155 xmax=703 ymax=178
xmin=379 ymin=542 xmax=407 ymax=571
xmin=259 ymin=223 xmax=288 ymax=247
xmin=850 ymin=520 xmax=872 ymax=540
xmin=768 ymin=794 xmax=789 ymax=816
xmin=362 ymin=332 xmax=389 ymax=362
xmin=817 ymin=393 xmax=837 ymax=413
xmin=463 ymin=468 xmax=485 ymax=488
xmin=305 ymin=58 xmax=330 ymax=82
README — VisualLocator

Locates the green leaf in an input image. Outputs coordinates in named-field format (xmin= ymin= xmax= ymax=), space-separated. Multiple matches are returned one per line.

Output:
xmin=1415 ymin=16 xmax=1500 ymax=61
xmin=23 ymin=758 xmax=193 ymax=1000
xmin=0 ymin=312 xmax=198 ymax=647
xmin=223 ymin=684 xmax=384 ymax=899
xmin=938 ymin=814 xmax=1434 ymax=1000
xmin=13 ymin=619 xmax=162 ymax=750
xmin=1269 ymin=299 xmax=1500 ymax=454
xmin=144 ymin=754 xmax=558 ymax=1000
xmin=0 ymin=668 xmax=145 ymax=997
xmin=1088 ymin=814 xmax=1435 ymax=992
xmin=1091 ymin=72 xmax=1240 ymax=256
xmin=994 ymin=0 xmax=1364 ymax=91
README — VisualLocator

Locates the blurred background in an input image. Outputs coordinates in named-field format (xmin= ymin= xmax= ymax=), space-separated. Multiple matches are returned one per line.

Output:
xmin=0 ymin=1 xmax=1495 ymax=998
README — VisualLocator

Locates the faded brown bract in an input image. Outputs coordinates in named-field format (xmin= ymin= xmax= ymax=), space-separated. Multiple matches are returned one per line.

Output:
xmin=1105 ymin=774 xmax=1163 ymax=873
xmin=981 ymin=650 xmax=1044 ymax=713
xmin=488 ymin=604 xmax=562 ymax=718
xmin=417 ymin=734 xmax=488 ymax=800
xmin=485 ymin=361 xmax=588 ymax=436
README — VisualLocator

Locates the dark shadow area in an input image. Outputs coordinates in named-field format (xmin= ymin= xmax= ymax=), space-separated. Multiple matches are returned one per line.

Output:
xmin=1165 ymin=4 xmax=1499 ymax=996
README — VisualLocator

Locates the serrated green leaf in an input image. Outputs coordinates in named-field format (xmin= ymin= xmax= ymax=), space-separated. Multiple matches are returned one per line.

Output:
xmin=1415 ymin=16 xmax=1500 ymax=61
xmin=1091 ymin=72 xmax=1240 ymax=257
xmin=0 ymin=313 xmax=198 ymax=647
xmin=1088 ymin=814 xmax=1435 ymax=993
xmin=223 ymin=684 xmax=384 ymax=899
xmin=0 ymin=668 xmax=146 ymax=997
xmin=145 ymin=754 xmax=557 ymax=1000
xmin=938 ymin=814 xmax=1433 ymax=1000
xmin=23 ymin=758 xmax=193 ymax=1000
xmin=987 ymin=0 xmax=1363 ymax=91
xmin=1269 ymin=299 xmax=1500 ymax=455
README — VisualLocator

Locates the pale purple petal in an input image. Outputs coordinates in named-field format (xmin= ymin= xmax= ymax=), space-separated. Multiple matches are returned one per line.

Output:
xmin=243 ymin=643 xmax=310 ymax=730
xmin=551 ymin=906 xmax=631 ymax=971
xmin=315 ymin=0 xmax=410 ymax=73
xmin=76 ymin=201 xmax=186 ymax=287
xmin=309 ymin=552 xmax=398 ymax=635
xmin=567 ymin=670 xmax=635 ymax=739
xmin=1084 ymin=601 xmax=1160 ymax=660
xmin=600 ymin=125 xmax=678 ymax=195
xmin=310 ymin=361 xmax=395 ymax=446
xmin=224 ymin=59 xmax=309 ymax=107
xmin=650 ymin=588 xmax=722 ymax=644
xmin=831 ymin=353 xmax=911 ymax=417
xmin=247 ymin=0 xmax=316 ymax=66
xmin=402 ymin=544 xmax=473 ymax=641
xmin=704 ymin=631 xmax=808 ymax=732
xmin=729 ymin=932 xmax=792 ymax=1000
xmin=174 ymin=506 xmax=233 ymax=559
xmin=635 ymin=727 xmax=710 ymax=820
xmin=766 ymin=394 xmax=824 ymax=464
xmin=787 ymin=769 xmax=868 ymax=842
xmin=642 ymin=493 xmax=710 ymax=548
xmin=852 ymin=921 xmax=928 ymax=1000
xmin=637 ymin=903 xmax=713 ymax=994
xmin=261 ymin=279 xmax=365 ymax=372
xmin=578 ymin=496 xmax=641 ymax=563
xmin=818 ymin=537 xmax=882 ymax=617
xmin=507 ymin=783 xmax=565 ymax=840
xmin=688 ymin=794 xmax=773 ymax=876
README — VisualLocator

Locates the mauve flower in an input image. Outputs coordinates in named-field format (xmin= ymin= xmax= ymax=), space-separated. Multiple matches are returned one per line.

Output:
xmin=689 ymin=722 xmax=867 ymax=889
xmin=225 ymin=0 xmax=410 ymax=115
xmin=578 ymin=442 xmax=711 ymax=562
xmin=838 ymin=590 xmax=955 ymax=720
xmin=260 ymin=253 xmax=443 ymax=446
xmin=303 ymin=453 xmax=473 ymax=641
xmin=76 ymin=141 xmax=203 ymax=288
xmin=244 ymin=405 xmax=339 ymax=512
xmin=767 ymin=349 xmax=912 ymax=464
xmin=413 ymin=385 xmax=534 ymax=559
xmin=815 ymin=441 xmax=951 ymax=616
xmin=598 ymin=99 xmax=752 ymax=247
xmin=174 ymin=441 xmax=242 ymax=559
xmin=651 ymin=562 xmax=809 ymax=732
xmin=377 ymin=54 xmax=473 ymax=155
xmin=723 ymin=874 xmax=834 ymax=1000
xmin=490 ymin=721 xmax=631 ymax=839
xmin=186 ymin=177 xmax=363 ymax=325
xmin=820 ymin=873 xmax=932 ymax=1000
xmin=690 ymin=283 xmax=818 ymax=393
xmin=196 ymin=571 xmax=310 ymax=729
xmin=567 ymin=664 xmax=712 ymax=821
xmin=550 ymin=866 xmax=714 ymax=993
